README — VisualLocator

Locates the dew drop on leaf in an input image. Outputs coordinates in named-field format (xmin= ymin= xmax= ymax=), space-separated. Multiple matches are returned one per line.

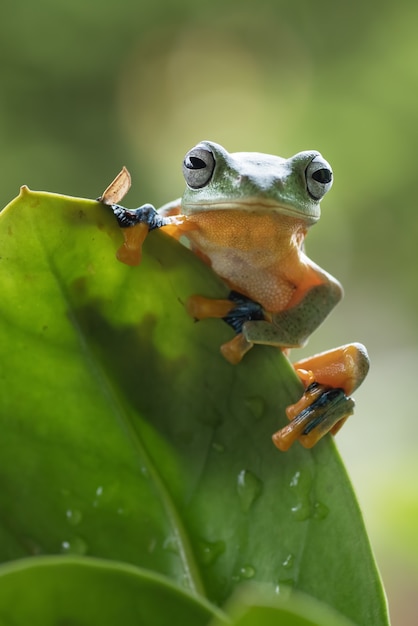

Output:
xmin=66 ymin=509 xmax=83 ymax=526
xmin=163 ymin=536 xmax=179 ymax=554
xmin=60 ymin=536 xmax=87 ymax=555
xmin=289 ymin=469 xmax=312 ymax=520
xmin=196 ymin=539 xmax=226 ymax=566
xmin=92 ymin=485 xmax=104 ymax=507
xmin=238 ymin=564 xmax=256 ymax=580
xmin=236 ymin=469 xmax=262 ymax=512
xmin=313 ymin=502 xmax=329 ymax=519
xmin=313 ymin=500 xmax=329 ymax=520
xmin=241 ymin=565 xmax=256 ymax=579
xmin=282 ymin=553 xmax=294 ymax=569
xmin=290 ymin=501 xmax=312 ymax=521
xmin=289 ymin=469 xmax=311 ymax=493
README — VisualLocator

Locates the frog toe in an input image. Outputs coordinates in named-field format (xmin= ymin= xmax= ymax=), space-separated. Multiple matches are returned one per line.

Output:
xmin=220 ymin=333 xmax=254 ymax=364
xmin=272 ymin=384 xmax=355 ymax=451
xmin=186 ymin=295 xmax=234 ymax=320
xmin=116 ymin=222 xmax=149 ymax=266
xmin=109 ymin=203 xmax=172 ymax=266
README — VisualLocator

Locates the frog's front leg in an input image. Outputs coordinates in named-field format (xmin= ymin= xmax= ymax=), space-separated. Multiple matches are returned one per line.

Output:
xmin=108 ymin=202 xmax=185 ymax=266
xmin=273 ymin=343 xmax=369 ymax=451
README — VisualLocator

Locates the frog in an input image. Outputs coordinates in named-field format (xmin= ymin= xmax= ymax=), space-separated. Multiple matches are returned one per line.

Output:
xmin=102 ymin=141 xmax=369 ymax=451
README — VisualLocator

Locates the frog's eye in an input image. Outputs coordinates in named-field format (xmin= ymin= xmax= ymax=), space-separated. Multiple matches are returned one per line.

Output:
xmin=183 ymin=146 xmax=216 ymax=189
xmin=305 ymin=156 xmax=333 ymax=201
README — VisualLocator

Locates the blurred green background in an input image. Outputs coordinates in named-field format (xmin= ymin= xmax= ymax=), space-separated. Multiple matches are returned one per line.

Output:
xmin=1 ymin=0 xmax=417 ymax=622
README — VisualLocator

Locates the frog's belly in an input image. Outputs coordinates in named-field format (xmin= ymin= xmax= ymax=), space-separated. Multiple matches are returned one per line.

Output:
xmin=182 ymin=210 xmax=303 ymax=312
xmin=204 ymin=248 xmax=296 ymax=312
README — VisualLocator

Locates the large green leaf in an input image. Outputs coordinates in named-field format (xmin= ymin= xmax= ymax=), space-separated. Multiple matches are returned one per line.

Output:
xmin=0 ymin=188 xmax=389 ymax=625
xmin=0 ymin=555 xmax=225 ymax=625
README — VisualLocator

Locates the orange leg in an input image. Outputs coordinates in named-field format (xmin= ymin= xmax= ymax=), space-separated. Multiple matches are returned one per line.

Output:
xmin=116 ymin=220 xmax=190 ymax=266
xmin=109 ymin=202 xmax=191 ymax=266
xmin=273 ymin=343 xmax=369 ymax=451
xmin=220 ymin=334 xmax=254 ymax=364
xmin=292 ymin=343 xmax=370 ymax=397
xmin=186 ymin=294 xmax=235 ymax=320
xmin=116 ymin=222 xmax=149 ymax=266
xmin=186 ymin=293 xmax=258 ymax=364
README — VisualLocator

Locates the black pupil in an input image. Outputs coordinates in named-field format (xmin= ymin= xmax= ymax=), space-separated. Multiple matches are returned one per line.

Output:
xmin=312 ymin=168 xmax=332 ymax=184
xmin=186 ymin=155 xmax=206 ymax=170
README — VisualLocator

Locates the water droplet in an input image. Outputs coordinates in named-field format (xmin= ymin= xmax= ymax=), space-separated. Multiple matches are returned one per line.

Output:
xmin=289 ymin=470 xmax=311 ymax=493
xmin=197 ymin=539 xmax=225 ymax=566
xmin=282 ymin=553 xmax=294 ymax=569
xmin=163 ymin=536 xmax=179 ymax=554
xmin=244 ymin=396 xmax=265 ymax=420
xmin=313 ymin=500 xmax=329 ymax=519
xmin=66 ymin=509 xmax=82 ymax=526
xmin=212 ymin=441 xmax=225 ymax=453
xmin=290 ymin=502 xmax=311 ymax=521
xmin=61 ymin=536 xmax=87 ymax=555
xmin=237 ymin=469 xmax=262 ymax=512
xmin=92 ymin=485 xmax=104 ymax=507
xmin=233 ymin=564 xmax=256 ymax=581
xmin=289 ymin=469 xmax=312 ymax=520
xmin=239 ymin=564 xmax=256 ymax=579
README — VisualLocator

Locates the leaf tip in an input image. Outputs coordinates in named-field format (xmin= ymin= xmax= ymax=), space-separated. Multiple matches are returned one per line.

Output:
xmin=19 ymin=185 xmax=31 ymax=197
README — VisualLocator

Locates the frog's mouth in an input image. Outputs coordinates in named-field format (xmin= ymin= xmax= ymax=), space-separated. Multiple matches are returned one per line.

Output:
xmin=183 ymin=197 xmax=320 ymax=223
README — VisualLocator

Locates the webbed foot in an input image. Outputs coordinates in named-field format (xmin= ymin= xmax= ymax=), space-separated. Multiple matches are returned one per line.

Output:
xmin=272 ymin=383 xmax=354 ymax=451
xmin=273 ymin=343 xmax=369 ymax=451
xmin=106 ymin=203 xmax=168 ymax=266
xmin=187 ymin=291 xmax=266 ymax=364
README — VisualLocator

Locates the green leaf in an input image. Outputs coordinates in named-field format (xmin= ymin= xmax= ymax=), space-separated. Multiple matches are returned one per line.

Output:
xmin=0 ymin=555 xmax=226 ymax=625
xmin=211 ymin=585 xmax=358 ymax=626
xmin=0 ymin=188 xmax=389 ymax=625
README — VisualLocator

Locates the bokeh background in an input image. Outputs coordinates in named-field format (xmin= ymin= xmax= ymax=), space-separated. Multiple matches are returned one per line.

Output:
xmin=2 ymin=0 xmax=417 ymax=622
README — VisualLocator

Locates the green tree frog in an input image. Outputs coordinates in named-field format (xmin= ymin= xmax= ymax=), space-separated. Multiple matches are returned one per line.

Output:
xmin=104 ymin=141 xmax=369 ymax=451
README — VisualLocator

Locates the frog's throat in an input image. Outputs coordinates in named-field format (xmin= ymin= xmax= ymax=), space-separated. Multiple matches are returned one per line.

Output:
xmin=182 ymin=198 xmax=320 ymax=224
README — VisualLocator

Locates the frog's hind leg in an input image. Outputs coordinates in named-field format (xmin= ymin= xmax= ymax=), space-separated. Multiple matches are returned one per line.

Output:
xmin=186 ymin=295 xmax=236 ymax=321
xmin=273 ymin=343 xmax=369 ymax=451
xmin=187 ymin=291 xmax=266 ymax=364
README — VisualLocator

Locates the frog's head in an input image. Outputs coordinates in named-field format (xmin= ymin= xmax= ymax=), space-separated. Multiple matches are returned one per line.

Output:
xmin=181 ymin=141 xmax=333 ymax=224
